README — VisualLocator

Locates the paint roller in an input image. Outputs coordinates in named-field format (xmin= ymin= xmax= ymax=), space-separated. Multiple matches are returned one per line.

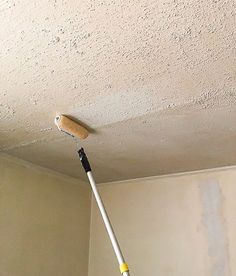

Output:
xmin=55 ymin=114 xmax=130 ymax=276
xmin=54 ymin=115 xmax=89 ymax=139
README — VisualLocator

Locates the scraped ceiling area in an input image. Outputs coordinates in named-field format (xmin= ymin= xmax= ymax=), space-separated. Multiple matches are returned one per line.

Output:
xmin=0 ymin=0 xmax=236 ymax=183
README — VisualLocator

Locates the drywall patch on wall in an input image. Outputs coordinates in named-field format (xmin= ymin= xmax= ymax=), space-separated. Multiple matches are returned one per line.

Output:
xmin=199 ymin=180 xmax=231 ymax=276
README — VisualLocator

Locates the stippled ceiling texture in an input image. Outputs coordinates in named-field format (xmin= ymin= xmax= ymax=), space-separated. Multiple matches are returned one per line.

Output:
xmin=0 ymin=0 xmax=236 ymax=183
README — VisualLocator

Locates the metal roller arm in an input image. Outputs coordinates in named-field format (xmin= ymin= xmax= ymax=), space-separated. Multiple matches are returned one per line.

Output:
xmin=78 ymin=148 xmax=130 ymax=276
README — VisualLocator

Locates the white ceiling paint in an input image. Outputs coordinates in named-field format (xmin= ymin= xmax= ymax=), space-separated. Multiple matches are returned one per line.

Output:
xmin=0 ymin=0 xmax=236 ymax=182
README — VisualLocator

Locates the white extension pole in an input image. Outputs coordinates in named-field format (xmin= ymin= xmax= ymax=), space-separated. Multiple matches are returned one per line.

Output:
xmin=87 ymin=171 xmax=130 ymax=276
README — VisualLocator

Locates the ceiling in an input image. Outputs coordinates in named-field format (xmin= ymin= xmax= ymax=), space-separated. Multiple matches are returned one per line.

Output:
xmin=1 ymin=0 xmax=236 ymax=183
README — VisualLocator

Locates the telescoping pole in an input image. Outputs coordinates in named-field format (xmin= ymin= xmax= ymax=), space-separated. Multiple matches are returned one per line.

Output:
xmin=78 ymin=148 xmax=130 ymax=276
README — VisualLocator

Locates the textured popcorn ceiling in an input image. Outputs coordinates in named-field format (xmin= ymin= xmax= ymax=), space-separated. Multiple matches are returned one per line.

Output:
xmin=0 ymin=0 xmax=236 ymax=183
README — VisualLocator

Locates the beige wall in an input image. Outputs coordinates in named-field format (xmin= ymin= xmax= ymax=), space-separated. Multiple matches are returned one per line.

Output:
xmin=89 ymin=167 xmax=236 ymax=276
xmin=2 ymin=152 xmax=236 ymax=276
xmin=0 ymin=154 xmax=91 ymax=276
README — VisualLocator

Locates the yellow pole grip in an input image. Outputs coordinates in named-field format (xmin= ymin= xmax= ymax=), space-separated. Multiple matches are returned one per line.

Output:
xmin=119 ymin=263 xmax=129 ymax=274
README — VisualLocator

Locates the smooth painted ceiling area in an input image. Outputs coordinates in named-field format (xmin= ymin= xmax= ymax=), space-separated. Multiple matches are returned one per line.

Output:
xmin=1 ymin=0 xmax=236 ymax=183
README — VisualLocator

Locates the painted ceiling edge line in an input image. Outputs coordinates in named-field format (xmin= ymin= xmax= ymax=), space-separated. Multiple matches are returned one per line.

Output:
xmin=99 ymin=164 xmax=236 ymax=186
xmin=0 ymin=152 xmax=88 ymax=187
xmin=2 ymin=97 xmax=235 ymax=152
